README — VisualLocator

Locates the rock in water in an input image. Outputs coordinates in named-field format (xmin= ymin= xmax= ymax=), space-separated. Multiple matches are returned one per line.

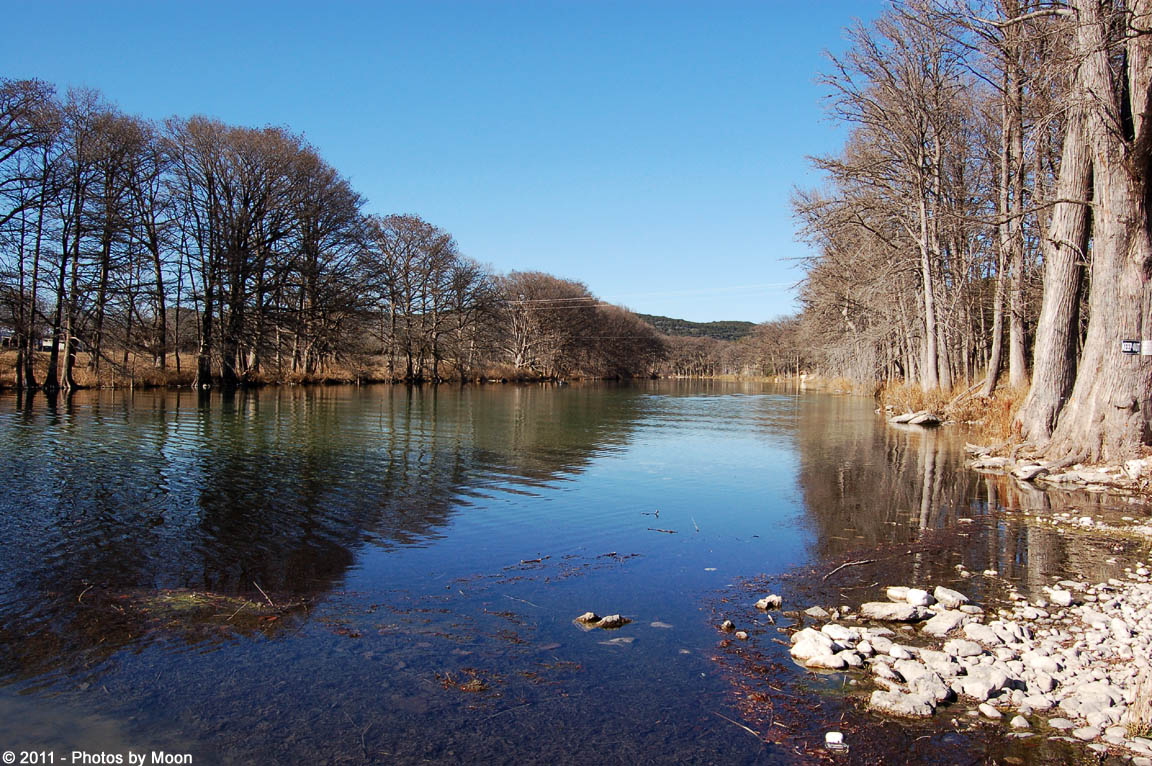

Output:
xmin=755 ymin=594 xmax=783 ymax=610
xmin=904 ymin=588 xmax=935 ymax=606
xmin=1013 ymin=464 xmax=1049 ymax=481
xmin=885 ymin=586 xmax=910 ymax=602
xmin=806 ymin=653 xmax=848 ymax=670
xmin=597 ymin=614 xmax=628 ymax=629
xmin=860 ymin=602 xmax=929 ymax=622
xmin=576 ymin=612 xmax=600 ymax=623
xmin=868 ymin=690 xmax=936 ymax=718
xmin=933 ymin=586 xmax=970 ymax=609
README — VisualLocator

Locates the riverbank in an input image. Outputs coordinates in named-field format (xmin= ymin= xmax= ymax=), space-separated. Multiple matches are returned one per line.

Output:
xmin=705 ymin=401 xmax=1152 ymax=763
xmin=782 ymin=566 xmax=1152 ymax=763
xmin=0 ymin=350 xmax=650 ymax=390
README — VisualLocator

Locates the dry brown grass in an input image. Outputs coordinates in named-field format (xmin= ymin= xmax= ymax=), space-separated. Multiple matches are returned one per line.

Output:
xmin=1129 ymin=669 xmax=1152 ymax=738
xmin=878 ymin=381 xmax=954 ymax=415
xmin=951 ymin=385 xmax=1027 ymax=442
xmin=878 ymin=380 xmax=1027 ymax=443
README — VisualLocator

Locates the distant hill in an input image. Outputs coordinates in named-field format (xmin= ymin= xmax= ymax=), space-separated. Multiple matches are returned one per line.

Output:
xmin=636 ymin=313 xmax=756 ymax=341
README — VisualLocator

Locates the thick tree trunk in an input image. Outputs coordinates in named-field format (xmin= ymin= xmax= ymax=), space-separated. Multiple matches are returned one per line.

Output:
xmin=1015 ymin=108 xmax=1092 ymax=443
xmin=1044 ymin=0 xmax=1152 ymax=462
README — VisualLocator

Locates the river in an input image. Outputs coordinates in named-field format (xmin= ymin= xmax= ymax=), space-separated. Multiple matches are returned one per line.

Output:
xmin=0 ymin=381 xmax=1141 ymax=764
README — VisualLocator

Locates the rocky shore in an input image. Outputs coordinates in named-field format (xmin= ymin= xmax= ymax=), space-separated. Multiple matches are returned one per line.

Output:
xmin=967 ymin=445 xmax=1152 ymax=495
xmin=777 ymin=566 xmax=1152 ymax=763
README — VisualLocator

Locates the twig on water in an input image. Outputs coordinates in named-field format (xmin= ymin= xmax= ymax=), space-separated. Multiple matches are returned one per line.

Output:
xmin=647 ymin=528 xmax=677 ymax=534
xmin=822 ymin=559 xmax=876 ymax=581
xmin=253 ymin=581 xmax=276 ymax=608
xmin=712 ymin=711 xmax=762 ymax=740
xmin=504 ymin=594 xmax=541 ymax=608
xmin=227 ymin=600 xmax=249 ymax=622
xmin=484 ymin=702 xmax=533 ymax=721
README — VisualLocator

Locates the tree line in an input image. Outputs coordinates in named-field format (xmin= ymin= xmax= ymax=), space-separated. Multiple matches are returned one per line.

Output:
xmin=0 ymin=80 xmax=666 ymax=388
xmin=791 ymin=0 xmax=1152 ymax=462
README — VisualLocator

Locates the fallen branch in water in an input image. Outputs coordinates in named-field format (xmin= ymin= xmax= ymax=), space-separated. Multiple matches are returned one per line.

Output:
xmin=821 ymin=559 xmax=876 ymax=581
xmin=712 ymin=711 xmax=762 ymax=740
xmin=504 ymin=594 xmax=541 ymax=608
xmin=253 ymin=581 xmax=276 ymax=608
xmin=647 ymin=528 xmax=677 ymax=534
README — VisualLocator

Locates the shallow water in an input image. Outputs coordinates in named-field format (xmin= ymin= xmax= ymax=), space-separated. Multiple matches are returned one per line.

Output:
xmin=0 ymin=381 xmax=1147 ymax=764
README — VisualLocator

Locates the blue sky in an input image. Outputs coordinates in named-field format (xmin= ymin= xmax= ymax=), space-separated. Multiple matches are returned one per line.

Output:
xmin=1 ymin=1 xmax=881 ymax=322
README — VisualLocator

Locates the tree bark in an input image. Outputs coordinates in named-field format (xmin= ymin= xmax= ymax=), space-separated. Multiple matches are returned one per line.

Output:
xmin=1015 ymin=107 xmax=1092 ymax=442
xmin=1044 ymin=0 xmax=1152 ymax=462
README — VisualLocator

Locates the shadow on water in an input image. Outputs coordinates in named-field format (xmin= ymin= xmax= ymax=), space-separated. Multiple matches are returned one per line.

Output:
xmin=0 ymin=384 xmax=648 ymax=689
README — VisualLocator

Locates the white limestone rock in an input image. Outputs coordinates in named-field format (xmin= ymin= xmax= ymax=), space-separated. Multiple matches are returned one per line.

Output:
xmin=922 ymin=610 xmax=966 ymax=637
xmin=868 ymin=690 xmax=936 ymax=718
xmin=933 ymin=586 xmax=970 ymax=609
xmin=860 ymin=602 xmax=929 ymax=622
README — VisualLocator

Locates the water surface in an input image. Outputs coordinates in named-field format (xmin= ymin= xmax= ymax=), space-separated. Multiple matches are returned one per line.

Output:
xmin=0 ymin=381 xmax=1145 ymax=763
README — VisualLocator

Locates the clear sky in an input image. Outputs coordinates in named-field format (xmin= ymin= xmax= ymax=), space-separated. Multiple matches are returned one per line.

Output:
xmin=1 ymin=1 xmax=881 ymax=323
